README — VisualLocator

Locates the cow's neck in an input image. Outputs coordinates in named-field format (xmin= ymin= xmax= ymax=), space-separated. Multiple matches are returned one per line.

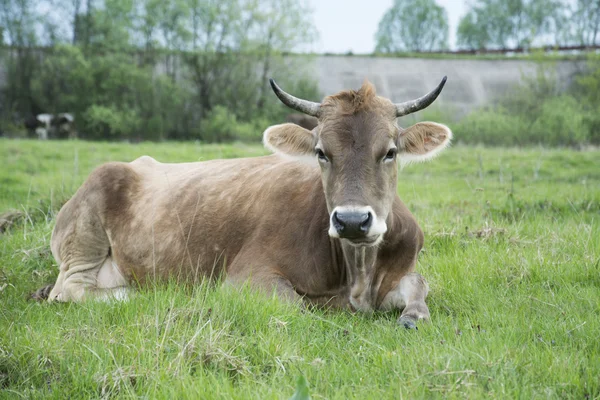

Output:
xmin=340 ymin=241 xmax=379 ymax=312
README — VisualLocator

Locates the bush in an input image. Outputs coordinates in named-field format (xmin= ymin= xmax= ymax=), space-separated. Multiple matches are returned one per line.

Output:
xmin=0 ymin=120 xmax=28 ymax=138
xmin=574 ymin=56 xmax=600 ymax=145
xmin=582 ymin=104 xmax=600 ymax=145
xmin=199 ymin=106 xmax=269 ymax=143
xmin=453 ymin=108 xmax=528 ymax=146
xmin=454 ymin=97 xmax=591 ymax=147
xmin=529 ymin=96 xmax=588 ymax=147
xmin=453 ymin=61 xmax=599 ymax=147
xmin=82 ymin=105 xmax=141 ymax=140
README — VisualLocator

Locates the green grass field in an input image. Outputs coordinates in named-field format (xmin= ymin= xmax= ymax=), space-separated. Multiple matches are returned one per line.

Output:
xmin=1 ymin=139 xmax=599 ymax=399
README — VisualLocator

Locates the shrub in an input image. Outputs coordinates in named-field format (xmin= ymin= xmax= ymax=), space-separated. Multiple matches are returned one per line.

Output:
xmin=582 ymin=104 xmax=600 ymax=145
xmin=453 ymin=108 xmax=528 ymax=147
xmin=453 ymin=61 xmax=597 ymax=147
xmin=82 ymin=105 xmax=141 ymax=140
xmin=529 ymin=96 xmax=588 ymax=147
xmin=199 ymin=106 xmax=269 ymax=143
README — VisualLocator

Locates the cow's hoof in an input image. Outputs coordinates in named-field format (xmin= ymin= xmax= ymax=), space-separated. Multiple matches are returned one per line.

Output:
xmin=30 ymin=284 xmax=54 ymax=302
xmin=399 ymin=316 xmax=418 ymax=330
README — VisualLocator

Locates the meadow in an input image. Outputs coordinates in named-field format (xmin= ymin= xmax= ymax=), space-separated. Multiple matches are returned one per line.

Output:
xmin=0 ymin=139 xmax=599 ymax=399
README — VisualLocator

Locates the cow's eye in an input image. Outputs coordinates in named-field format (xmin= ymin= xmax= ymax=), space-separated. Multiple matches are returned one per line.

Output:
xmin=383 ymin=148 xmax=397 ymax=162
xmin=316 ymin=148 xmax=329 ymax=163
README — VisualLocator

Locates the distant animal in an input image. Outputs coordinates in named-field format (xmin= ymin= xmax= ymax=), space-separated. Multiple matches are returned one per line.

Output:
xmin=24 ymin=115 xmax=46 ymax=139
xmin=34 ymin=77 xmax=451 ymax=329
xmin=52 ymin=113 xmax=77 ymax=139
xmin=285 ymin=113 xmax=318 ymax=130
xmin=23 ymin=113 xmax=77 ymax=140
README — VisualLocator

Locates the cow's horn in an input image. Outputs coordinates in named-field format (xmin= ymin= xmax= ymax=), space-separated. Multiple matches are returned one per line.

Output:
xmin=395 ymin=76 xmax=447 ymax=117
xmin=270 ymin=79 xmax=321 ymax=117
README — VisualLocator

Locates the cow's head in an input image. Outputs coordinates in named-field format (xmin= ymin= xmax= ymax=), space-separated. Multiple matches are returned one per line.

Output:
xmin=264 ymin=78 xmax=452 ymax=247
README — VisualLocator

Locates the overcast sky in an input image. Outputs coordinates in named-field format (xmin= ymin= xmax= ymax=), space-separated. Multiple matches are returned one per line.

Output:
xmin=306 ymin=0 xmax=467 ymax=53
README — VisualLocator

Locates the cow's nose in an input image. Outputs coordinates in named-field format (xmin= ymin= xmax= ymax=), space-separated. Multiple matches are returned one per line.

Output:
xmin=332 ymin=210 xmax=372 ymax=239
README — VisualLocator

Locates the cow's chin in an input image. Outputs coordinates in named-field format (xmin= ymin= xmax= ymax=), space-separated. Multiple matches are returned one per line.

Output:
xmin=342 ymin=235 xmax=384 ymax=248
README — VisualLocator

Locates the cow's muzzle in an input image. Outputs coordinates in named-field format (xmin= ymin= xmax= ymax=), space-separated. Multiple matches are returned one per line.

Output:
xmin=328 ymin=206 xmax=387 ymax=245
xmin=332 ymin=210 xmax=372 ymax=239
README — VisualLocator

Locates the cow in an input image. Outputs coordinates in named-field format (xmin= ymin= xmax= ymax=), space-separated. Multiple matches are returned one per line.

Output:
xmin=23 ymin=113 xmax=77 ymax=140
xmin=33 ymin=77 xmax=452 ymax=329
xmin=285 ymin=113 xmax=319 ymax=131
xmin=24 ymin=114 xmax=51 ymax=140
xmin=51 ymin=113 xmax=77 ymax=139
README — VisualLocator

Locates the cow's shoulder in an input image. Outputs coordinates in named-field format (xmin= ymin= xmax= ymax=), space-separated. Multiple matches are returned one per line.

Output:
xmin=80 ymin=161 xmax=142 ymax=222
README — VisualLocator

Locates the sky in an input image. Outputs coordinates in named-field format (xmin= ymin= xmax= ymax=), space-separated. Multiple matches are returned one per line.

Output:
xmin=306 ymin=0 xmax=467 ymax=53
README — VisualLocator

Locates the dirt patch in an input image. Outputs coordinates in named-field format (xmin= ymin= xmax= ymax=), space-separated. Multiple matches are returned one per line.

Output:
xmin=0 ymin=210 xmax=24 ymax=233
xmin=30 ymin=284 xmax=55 ymax=302
xmin=469 ymin=226 xmax=506 ymax=238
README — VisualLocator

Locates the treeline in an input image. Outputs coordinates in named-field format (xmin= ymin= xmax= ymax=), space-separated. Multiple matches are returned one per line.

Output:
xmin=0 ymin=0 xmax=320 ymax=141
xmin=2 ymin=0 xmax=600 ymax=146
xmin=376 ymin=0 xmax=600 ymax=53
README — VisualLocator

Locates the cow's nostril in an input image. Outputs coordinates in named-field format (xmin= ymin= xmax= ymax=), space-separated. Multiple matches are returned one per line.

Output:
xmin=332 ymin=211 xmax=345 ymax=232
xmin=360 ymin=212 xmax=372 ymax=233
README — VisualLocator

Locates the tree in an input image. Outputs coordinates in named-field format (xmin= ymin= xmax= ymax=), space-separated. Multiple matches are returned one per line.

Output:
xmin=456 ymin=0 xmax=566 ymax=50
xmin=250 ymin=0 xmax=317 ymax=111
xmin=566 ymin=0 xmax=600 ymax=46
xmin=456 ymin=10 xmax=490 ymax=50
xmin=375 ymin=0 xmax=449 ymax=53
xmin=0 ymin=0 xmax=320 ymax=141
xmin=181 ymin=0 xmax=317 ymax=121
xmin=0 ymin=0 xmax=44 ymax=116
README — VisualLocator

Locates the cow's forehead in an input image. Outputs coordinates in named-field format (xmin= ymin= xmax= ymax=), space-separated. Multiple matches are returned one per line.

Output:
xmin=317 ymin=83 xmax=398 ymax=147
xmin=318 ymin=109 xmax=398 ymax=148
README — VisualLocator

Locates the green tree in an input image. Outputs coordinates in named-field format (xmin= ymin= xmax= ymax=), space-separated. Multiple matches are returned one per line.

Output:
xmin=566 ymin=0 xmax=600 ymax=46
xmin=456 ymin=11 xmax=489 ymax=50
xmin=0 ymin=0 xmax=320 ymax=141
xmin=251 ymin=0 xmax=317 ymax=112
xmin=29 ymin=45 xmax=92 ymax=116
xmin=182 ymin=0 xmax=317 ymax=121
xmin=88 ymin=0 xmax=136 ymax=50
xmin=375 ymin=0 xmax=449 ymax=53
xmin=457 ymin=0 xmax=565 ymax=50
xmin=0 ymin=0 xmax=45 ymax=116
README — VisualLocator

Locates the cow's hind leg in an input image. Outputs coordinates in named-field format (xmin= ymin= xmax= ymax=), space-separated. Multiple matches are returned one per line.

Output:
xmin=47 ymin=200 xmax=129 ymax=302
xmin=380 ymin=272 xmax=430 ymax=329
xmin=48 ymin=256 xmax=129 ymax=302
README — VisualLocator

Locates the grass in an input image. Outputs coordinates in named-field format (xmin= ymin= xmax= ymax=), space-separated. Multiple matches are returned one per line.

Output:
xmin=1 ymin=138 xmax=599 ymax=399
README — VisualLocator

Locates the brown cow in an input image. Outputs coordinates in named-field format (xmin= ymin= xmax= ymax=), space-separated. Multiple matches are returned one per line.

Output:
xmin=34 ymin=77 xmax=452 ymax=329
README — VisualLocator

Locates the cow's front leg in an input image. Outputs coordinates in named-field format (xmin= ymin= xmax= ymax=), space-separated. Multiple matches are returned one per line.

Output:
xmin=380 ymin=272 xmax=430 ymax=329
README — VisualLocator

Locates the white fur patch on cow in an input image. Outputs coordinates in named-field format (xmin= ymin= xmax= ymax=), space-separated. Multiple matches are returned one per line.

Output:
xmin=96 ymin=257 xmax=127 ymax=289
xmin=96 ymin=287 xmax=130 ymax=303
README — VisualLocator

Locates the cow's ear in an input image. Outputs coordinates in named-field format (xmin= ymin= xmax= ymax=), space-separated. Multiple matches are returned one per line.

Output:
xmin=263 ymin=123 xmax=316 ymax=157
xmin=397 ymin=122 xmax=452 ymax=166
